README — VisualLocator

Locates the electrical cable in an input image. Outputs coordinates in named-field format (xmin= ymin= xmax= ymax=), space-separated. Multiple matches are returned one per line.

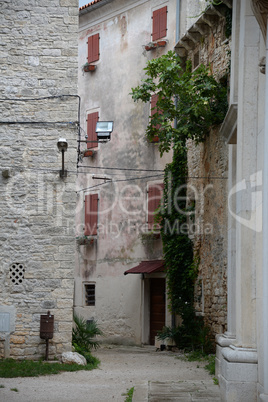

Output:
xmin=0 ymin=165 xmax=227 ymax=180
xmin=77 ymin=165 xmax=164 ymax=172
xmin=0 ymin=165 xmax=164 ymax=182
xmin=76 ymin=174 xmax=165 ymax=193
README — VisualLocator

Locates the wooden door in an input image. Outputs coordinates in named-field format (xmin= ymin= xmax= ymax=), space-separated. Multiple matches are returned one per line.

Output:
xmin=149 ymin=278 xmax=166 ymax=345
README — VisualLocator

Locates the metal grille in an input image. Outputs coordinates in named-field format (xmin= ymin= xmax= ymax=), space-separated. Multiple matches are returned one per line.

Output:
xmin=85 ymin=284 xmax=95 ymax=306
xmin=9 ymin=263 xmax=25 ymax=285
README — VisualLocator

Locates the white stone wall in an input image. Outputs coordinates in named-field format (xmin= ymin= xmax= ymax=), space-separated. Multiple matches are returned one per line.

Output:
xmin=77 ymin=0 xmax=175 ymax=344
xmin=0 ymin=0 xmax=78 ymax=359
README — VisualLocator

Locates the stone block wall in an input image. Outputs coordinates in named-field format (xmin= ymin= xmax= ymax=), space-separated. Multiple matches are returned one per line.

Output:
xmin=187 ymin=132 xmax=228 ymax=336
xmin=184 ymin=9 xmax=230 ymax=337
xmin=0 ymin=0 xmax=78 ymax=359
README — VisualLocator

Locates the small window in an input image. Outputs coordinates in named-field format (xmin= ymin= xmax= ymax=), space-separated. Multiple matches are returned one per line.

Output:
xmin=147 ymin=183 xmax=164 ymax=230
xmin=85 ymin=284 xmax=95 ymax=306
xmin=152 ymin=6 xmax=167 ymax=41
xmin=85 ymin=193 xmax=98 ymax=236
xmin=86 ymin=112 xmax=99 ymax=149
xmin=87 ymin=33 xmax=99 ymax=64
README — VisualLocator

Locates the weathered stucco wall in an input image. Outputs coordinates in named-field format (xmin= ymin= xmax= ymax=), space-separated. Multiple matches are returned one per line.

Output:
xmin=77 ymin=0 xmax=175 ymax=344
xmin=184 ymin=5 xmax=230 ymax=337
xmin=0 ymin=0 xmax=78 ymax=359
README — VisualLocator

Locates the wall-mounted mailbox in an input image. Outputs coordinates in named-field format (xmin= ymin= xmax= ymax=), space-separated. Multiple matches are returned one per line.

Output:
xmin=40 ymin=311 xmax=54 ymax=340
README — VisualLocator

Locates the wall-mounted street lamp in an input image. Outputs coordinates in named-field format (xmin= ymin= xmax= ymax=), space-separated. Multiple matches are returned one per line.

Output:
xmin=57 ymin=138 xmax=68 ymax=178
xmin=77 ymin=121 xmax=114 ymax=146
xmin=95 ymin=121 xmax=114 ymax=142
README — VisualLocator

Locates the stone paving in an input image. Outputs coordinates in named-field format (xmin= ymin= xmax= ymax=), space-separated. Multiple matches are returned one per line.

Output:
xmin=0 ymin=345 xmax=221 ymax=401
xmin=134 ymin=379 xmax=220 ymax=401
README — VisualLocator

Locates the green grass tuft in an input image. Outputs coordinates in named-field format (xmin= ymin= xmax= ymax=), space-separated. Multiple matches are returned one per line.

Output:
xmin=123 ymin=387 xmax=134 ymax=402
xmin=0 ymin=357 xmax=99 ymax=378
xmin=183 ymin=351 xmax=216 ymax=376
xmin=204 ymin=355 xmax=216 ymax=375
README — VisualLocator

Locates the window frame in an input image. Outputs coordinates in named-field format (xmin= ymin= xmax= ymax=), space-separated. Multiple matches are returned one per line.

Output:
xmin=84 ymin=283 xmax=96 ymax=306
xmin=147 ymin=183 xmax=164 ymax=231
xmin=87 ymin=33 xmax=100 ymax=64
xmin=150 ymin=93 xmax=162 ymax=143
xmin=86 ymin=111 xmax=99 ymax=149
xmin=84 ymin=193 xmax=99 ymax=236
xmin=152 ymin=6 xmax=168 ymax=42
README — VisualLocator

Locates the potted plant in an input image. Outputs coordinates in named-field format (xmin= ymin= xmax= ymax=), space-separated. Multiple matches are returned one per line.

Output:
xmin=76 ymin=235 xmax=95 ymax=246
xmin=144 ymin=42 xmax=157 ymax=51
xmin=83 ymin=149 xmax=95 ymax=157
xmin=156 ymin=40 xmax=167 ymax=47
xmin=82 ymin=62 xmax=96 ymax=72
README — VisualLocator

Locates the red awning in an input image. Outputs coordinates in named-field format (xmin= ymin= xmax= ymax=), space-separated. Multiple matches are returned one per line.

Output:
xmin=124 ymin=260 xmax=165 ymax=275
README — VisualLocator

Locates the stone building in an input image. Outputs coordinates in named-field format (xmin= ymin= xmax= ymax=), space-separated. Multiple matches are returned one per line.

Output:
xmin=76 ymin=0 xmax=178 ymax=345
xmin=0 ymin=0 xmax=78 ymax=359
xmin=76 ymin=0 xmax=232 ymax=347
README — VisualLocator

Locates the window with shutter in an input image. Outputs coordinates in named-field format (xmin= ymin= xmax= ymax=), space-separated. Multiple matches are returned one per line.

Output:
xmin=152 ymin=6 xmax=167 ymax=41
xmin=147 ymin=183 xmax=164 ymax=230
xmin=85 ymin=193 xmax=98 ymax=236
xmin=87 ymin=112 xmax=99 ymax=149
xmin=88 ymin=33 xmax=99 ymax=64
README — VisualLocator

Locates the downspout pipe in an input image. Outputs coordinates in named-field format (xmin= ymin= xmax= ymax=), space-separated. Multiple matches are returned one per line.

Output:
xmin=176 ymin=0 xmax=180 ymax=44
xmin=174 ymin=0 xmax=181 ymax=132
xmin=261 ymin=18 xmax=268 ymax=400
xmin=174 ymin=0 xmax=181 ymax=131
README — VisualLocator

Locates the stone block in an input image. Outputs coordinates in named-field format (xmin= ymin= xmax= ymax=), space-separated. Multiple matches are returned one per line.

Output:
xmin=10 ymin=347 xmax=25 ymax=357
xmin=58 ymin=321 xmax=72 ymax=332
xmin=63 ymin=16 xmax=78 ymax=25
xmin=40 ymin=300 xmax=56 ymax=309
xmin=61 ymin=351 xmax=86 ymax=365
xmin=221 ymin=357 xmax=258 ymax=382
xmin=52 ymin=289 xmax=73 ymax=300
xmin=219 ymin=374 xmax=257 ymax=402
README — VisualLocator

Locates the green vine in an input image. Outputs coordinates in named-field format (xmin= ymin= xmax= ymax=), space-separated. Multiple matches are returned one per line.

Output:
xmin=225 ymin=7 xmax=232 ymax=38
xmin=131 ymin=51 xmax=228 ymax=156
xmin=131 ymin=52 xmax=227 ymax=351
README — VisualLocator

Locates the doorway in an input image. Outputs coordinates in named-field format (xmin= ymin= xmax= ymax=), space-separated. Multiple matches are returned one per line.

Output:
xmin=149 ymin=278 xmax=166 ymax=345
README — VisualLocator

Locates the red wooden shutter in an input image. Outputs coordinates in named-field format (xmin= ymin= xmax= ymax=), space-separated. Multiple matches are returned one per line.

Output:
xmin=148 ymin=186 xmax=155 ymax=229
xmin=159 ymin=6 xmax=167 ymax=39
xmin=88 ymin=33 xmax=99 ymax=63
xmin=87 ymin=112 xmax=99 ymax=149
xmin=148 ymin=184 xmax=164 ymax=230
xmin=152 ymin=9 xmax=160 ymax=42
xmin=152 ymin=6 xmax=167 ymax=41
xmin=85 ymin=194 xmax=98 ymax=236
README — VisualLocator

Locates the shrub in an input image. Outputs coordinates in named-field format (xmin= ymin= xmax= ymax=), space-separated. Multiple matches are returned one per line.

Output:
xmin=72 ymin=314 xmax=103 ymax=363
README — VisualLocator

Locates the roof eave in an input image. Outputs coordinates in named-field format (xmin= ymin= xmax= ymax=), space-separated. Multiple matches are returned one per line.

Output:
xmin=79 ymin=0 xmax=114 ymax=15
